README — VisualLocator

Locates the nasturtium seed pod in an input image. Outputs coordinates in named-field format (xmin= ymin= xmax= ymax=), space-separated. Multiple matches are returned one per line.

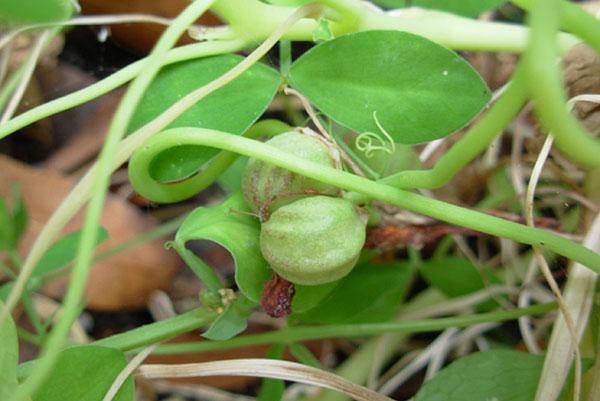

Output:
xmin=260 ymin=196 xmax=367 ymax=285
xmin=242 ymin=131 xmax=338 ymax=212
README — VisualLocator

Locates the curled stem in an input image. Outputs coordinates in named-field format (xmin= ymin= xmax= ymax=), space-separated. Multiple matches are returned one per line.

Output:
xmin=128 ymin=127 xmax=600 ymax=273
xmin=524 ymin=0 xmax=600 ymax=168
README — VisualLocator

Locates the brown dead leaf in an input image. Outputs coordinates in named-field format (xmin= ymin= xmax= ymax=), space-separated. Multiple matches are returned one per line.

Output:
xmin=0 ymin=154 xmax=178 ymax=311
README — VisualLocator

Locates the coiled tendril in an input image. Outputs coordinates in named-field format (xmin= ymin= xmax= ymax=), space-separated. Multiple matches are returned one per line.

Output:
xmin=355 ymin=111 xmax=396 ymax=158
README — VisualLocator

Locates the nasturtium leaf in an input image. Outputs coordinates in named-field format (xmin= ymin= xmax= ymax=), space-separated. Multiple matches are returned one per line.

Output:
xmin=288 ymin=30 xmax=490 ymax=144
xmin=0 ymin=0 xmax=71 ymax=24
xmin=128 ymin=55 xmax=281 ymax=183
xmin=258 ymin=344 xmax=285 ymax=401
xmin=202 ymin=296 xmax=253 ymax=341
xmin=294 ymin=261 xmax=414 ymax=324
xmin=419 ymin=257 xmax=501 ymax=311
xmin=370 ymin=0 xmax=505 ymax=17
xmin=414 ymin=350 xmax=543 ymax=401
xmin=0 ymin=302 xmax=18 ymax=400
xmin=32 ymin=345 xmax=133 ymax=401
xmin=32 ymin=228 xmax=109 ymax=277
xmin=175 ymin=193 xmax=336 ymax=311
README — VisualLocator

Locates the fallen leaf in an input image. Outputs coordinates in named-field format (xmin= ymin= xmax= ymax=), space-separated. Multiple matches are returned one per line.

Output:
xmin=0 ymin=154 xmax=178 ymax=311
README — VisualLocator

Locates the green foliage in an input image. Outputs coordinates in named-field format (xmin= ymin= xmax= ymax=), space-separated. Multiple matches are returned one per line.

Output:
xmin=0 ymin=189 xmax=28 ymax=251
xmin=419 ymin=257 xmax=501 ymax=311
xmin=289 ymin=343 xmax=321 ymax=368
xmin=174 ymin=193 xmax=338 ymax=312
xmin=0 ymin=302 xmax=18 ymax=400
xmin=0 ymin=0 xmax=71 ymax=24
xmin=32 ymin=228 xmax=109 ymax=277
xmin=32 ymin=346 xmax=134 ymax=401
xmin=414 ymin=350 xmax=544 ymax=401
xmin=370 ymin=0 xmax=505 ymax=17
xmin=202 ymin=296 xmax=253 ymax=340
xmin=128 ymin=55 xmax=281 ymax=183
xmin=294 ymin=260 xmax=414 ymax=323
xmin=175 ymin=192 xmax=267 ymax=301
xmin=289 ymin=30 xmax=490 ymax=144
xmin=0 ymin=282 xmax=13 ymax=302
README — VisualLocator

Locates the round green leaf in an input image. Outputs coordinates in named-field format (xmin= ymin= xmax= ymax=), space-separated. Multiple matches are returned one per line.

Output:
xmin=288 ymin=30 xmax=490 ymax=144
xmin=129 ymin=55 xmax=281 ymax=183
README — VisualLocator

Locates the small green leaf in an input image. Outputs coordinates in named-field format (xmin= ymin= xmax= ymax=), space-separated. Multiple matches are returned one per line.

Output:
xmin=294 ymin=260 xmax=414 ymax=324
xmin=202 ymin=297 xmax=252 ymax=341
xmin=289 ymin=30 xmax=490 ymax=144
xmin=0 ymin=302 xmax=19 ymax=400
xmin=289 ymin=343 xmax=321 ymax=368
xmin=370 ymin=0 xmax=505 ymax=17
xmin=414 ymin=350 xmax=543 ymax=401
xmin=175 ymin=193 xmax=268 ymax=302
xmin=32 ymin=345 xmax=133 ymax=401
xmin=129 ymin=55 xmax=281 ymax=183
xmin=419 ymin=257 xmax=501 ymax=311
xmin=32 ymin=228 xmax=109 ymax=277
xmin=258 ymin=344 xmax=285 ymax=401
xmin=0 ymin=0 xmax=71 ymax=24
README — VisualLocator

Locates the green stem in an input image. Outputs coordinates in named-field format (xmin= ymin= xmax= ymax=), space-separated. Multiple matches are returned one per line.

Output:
xmin=20 ymin=292 xmax=45 ymax=339
xmin=524 ymin=0 xmax=600 ymax=168
xmin=0 ymin=40 xmax=246 ymax=140
xmin=0 ymin=4 xmax=304 ymax=330
xmin=95 ymin=308 xmax=218 ymax=351
xmin=212 ymin=0 xmax=578 ymax=52
xmin=127 ymin=119 xmax=289 ymax=203
xmin=511 ymin=0 xmax=600 ymax=54
xmin=17 ymin=308 xmax=218 ymax=381
xmin=93 ymin=215 xmax=186 ymax=263
xmin=149 ymin=302 xmax=556 ymax=355
xmin=11 ymin=2 xmax=218 ymax=399
xmin=381 ymin=63 xmax=529 ymax=189
xmin=0 ymin=0 xmax=578 ymax=141
xmin=172 ymin=244 xmax=223 ymax=293
xmin=129 ymin=127 xmax=600 ymax=273
xmin=361 ymin=6 xmax=578 ymax=53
